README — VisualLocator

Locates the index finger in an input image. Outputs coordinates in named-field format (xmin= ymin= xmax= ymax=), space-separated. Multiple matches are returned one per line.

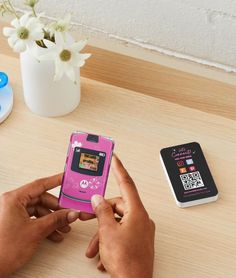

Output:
xmin=112 ymin=154 xmax=143 ymax=210
xmin=16 ymin=173 xmax=63 ymax=201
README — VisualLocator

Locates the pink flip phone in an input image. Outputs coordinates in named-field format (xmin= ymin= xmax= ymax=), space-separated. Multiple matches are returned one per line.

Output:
xmin=59 ymin=131 xmax=114 ymax=213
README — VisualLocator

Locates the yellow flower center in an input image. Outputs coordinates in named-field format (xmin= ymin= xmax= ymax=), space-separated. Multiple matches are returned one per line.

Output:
xmin=17 ymin=27 xmax=29 ymax=40
xmin=60 ymin=49 xmax=71 ymax=62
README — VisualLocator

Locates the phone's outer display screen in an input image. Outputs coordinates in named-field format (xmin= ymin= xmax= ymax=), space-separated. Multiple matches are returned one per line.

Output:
xmin=71 ymin=147 xmax=106 ymax=176
xmin=79 ymin=153 xmax=99 ymax=171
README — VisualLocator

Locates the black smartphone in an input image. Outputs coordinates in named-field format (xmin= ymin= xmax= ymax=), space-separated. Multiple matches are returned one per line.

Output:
xmin=160 ymin=142 xmax=218 ymax=207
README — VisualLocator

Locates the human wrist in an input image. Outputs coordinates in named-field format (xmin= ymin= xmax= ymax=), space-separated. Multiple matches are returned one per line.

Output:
xmin=111 ymin=263 xmax=153 ymax=278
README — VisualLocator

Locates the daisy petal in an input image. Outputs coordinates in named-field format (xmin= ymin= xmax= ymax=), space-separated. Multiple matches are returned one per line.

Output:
xmin=28 ymin=22 xmax=39 ymax=30
xmin=79 ymin=53 xmax=91 ymax=61
xmin=3 ymin=27 xmax=16 ymax=37
xmin=61 ymin=33 xmax=74 ymax=48
xmin=11 ymin=18 xmax=20 ymax=28
xmin=26 ymin=17 xmax=40 ymax=29
xmin=70 ymin=53 xmax=79 ymax=66
xmin=71 ymin=40 xmax=87 ymax=52
xmin=66 ymin=66 xmax=76 ymax=82
xmin=55 ymin=32 xmax=64 ymax=47
xmin=30 ymin=29 xmax=44 ymax=41
xmin=20 ymin=13 xmax=30 ymax=26
xmin=54 ymin=59 xmax=65 ymax=81
xmin=13 ymin=40 xmax=26 ymax=52
xmin=29 ymin=22 xmax=43 ymax=29
xmin=8 ymin=34 xmax=18 ymax=48
xmin=77 ymin=59 xmax=85 ymax=67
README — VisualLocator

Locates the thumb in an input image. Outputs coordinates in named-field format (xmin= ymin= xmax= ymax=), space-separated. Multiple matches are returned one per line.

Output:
xmin=91 ymin=195 xmax=117 ymax=228
xmin=36 ymin=209 xmax=79 ymax=238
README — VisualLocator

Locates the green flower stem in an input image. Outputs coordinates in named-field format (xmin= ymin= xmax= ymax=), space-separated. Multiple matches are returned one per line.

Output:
xmin=5 ymin=0 xmax=19 ymax=18
xmin=32 ymin=6 xmax=37 ymax=17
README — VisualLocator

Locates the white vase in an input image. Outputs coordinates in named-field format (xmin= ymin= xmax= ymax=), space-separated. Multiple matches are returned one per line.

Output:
xmin=20 ymin=49 xmax=80 ymax=117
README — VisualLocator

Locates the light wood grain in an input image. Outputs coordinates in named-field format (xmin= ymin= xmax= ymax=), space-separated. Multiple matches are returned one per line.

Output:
xmin=82 ymin=45 xmax=236 ymax=122
xmin=0 ymin=22 xmax=236 ymax=121
xmin=0 ymin=53 xmax=236 ymax=278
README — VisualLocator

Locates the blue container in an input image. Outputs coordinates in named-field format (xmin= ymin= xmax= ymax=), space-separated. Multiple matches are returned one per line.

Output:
xmin=0 ymin=72 xmax=13 ymax=123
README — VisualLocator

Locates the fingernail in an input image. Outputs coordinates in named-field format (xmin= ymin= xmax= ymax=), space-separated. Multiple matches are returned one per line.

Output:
xmin=67 ymin=211 xmax=80 ymax=223
xmin=91 ymin=195 xmax=103 ymax=209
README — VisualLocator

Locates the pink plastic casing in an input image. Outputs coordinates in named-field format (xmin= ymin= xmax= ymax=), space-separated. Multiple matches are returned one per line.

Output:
xmin=59 ymin=132 xmax=114 ymax=214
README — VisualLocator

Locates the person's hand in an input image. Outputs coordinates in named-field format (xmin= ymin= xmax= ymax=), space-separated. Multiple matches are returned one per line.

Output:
xmin=0 ymin=173 xmax=79 ymax=277
xmin=80 ymin=155 xmax=155 ymax=278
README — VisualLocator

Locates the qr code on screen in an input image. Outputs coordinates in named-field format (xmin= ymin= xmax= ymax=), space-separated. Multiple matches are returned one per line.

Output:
xmin=180 ymin=171 xmax=204 ymax=190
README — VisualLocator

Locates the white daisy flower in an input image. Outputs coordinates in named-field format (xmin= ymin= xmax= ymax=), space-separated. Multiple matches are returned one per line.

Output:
xmin=41 ymin=33 xmax=91 ymax=83
xmin=48 ymin=14 xmax=72 ymax=38
xmin=3 ymin=12 xmax=44 ymax=53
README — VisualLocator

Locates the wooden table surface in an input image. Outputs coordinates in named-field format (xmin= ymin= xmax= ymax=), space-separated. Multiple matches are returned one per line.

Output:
xmin=0 ymin=53 xmax=236 ymax=278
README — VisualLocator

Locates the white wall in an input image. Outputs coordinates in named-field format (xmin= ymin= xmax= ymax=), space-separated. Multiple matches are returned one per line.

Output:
xmin=11 ymin=0 xmax=236 ymax=72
